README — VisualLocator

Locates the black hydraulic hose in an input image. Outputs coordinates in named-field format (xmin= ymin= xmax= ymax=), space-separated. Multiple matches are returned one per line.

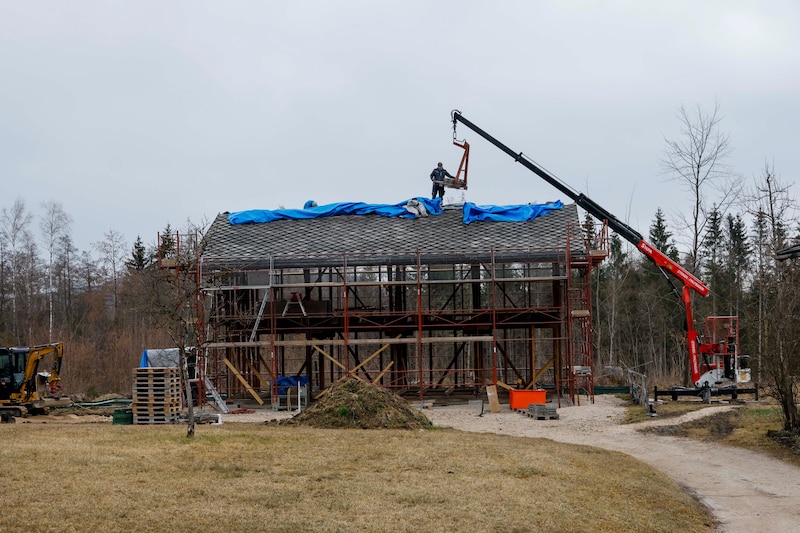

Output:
xmin=451 ymin=110 xmax=643 ymax=246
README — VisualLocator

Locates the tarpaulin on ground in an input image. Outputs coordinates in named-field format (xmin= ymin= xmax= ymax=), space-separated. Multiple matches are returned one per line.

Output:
xmin=228 ymin=197 xmax=444 ymax=224
xmin=274 ymin=375 xmax=310 ymax=395
xmin=139 ymin=348 xmax=181 ymax=368
xmin=462 ymin=200 xmax=563 ymax=224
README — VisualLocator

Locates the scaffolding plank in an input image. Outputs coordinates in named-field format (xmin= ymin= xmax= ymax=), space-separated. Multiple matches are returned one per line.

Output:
xmin=205 ymin=335 xmax=494 ymax=349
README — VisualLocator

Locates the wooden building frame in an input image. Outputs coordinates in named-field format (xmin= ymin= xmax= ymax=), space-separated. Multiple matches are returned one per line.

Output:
xmin=193 ymin=203 xmax=607 ymax=407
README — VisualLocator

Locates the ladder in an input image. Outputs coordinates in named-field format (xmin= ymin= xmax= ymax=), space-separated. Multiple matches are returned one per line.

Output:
xmin=204 ymin=377 xmax=229 ymax=413
xmin=249 ymin=291 xmax=270 ymax=343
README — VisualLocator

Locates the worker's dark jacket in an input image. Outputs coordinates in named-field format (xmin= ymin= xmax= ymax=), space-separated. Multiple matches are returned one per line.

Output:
xmin=430 ymin=168 xmax=450 ymax=182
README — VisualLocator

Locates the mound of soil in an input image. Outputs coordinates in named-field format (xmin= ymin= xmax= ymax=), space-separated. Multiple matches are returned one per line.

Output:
xmin=275 ymin=378 xmax=434 ymax=430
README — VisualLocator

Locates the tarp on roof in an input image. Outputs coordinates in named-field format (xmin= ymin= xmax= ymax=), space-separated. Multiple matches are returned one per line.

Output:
xmin=228 ymin=198 xmax=564 ymax=226
xmin=462 ymin=200 xmax=563 ymax=224
xmin=229 ymin=197 xmax=444 ymax=225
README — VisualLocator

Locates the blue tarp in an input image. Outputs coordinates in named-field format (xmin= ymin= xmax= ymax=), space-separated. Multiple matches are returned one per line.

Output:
xmin=229 ymin=197 xmax=443 ymax=225
xmin=228 ymin=198 xmax=563 ymax=225
xmin=274 ymin=375 xmax=310 ymax=395
xmin=139 ymin=348 xmax=181 ymax=368
xmin=462 ymin=200 xmax=563 ymax=224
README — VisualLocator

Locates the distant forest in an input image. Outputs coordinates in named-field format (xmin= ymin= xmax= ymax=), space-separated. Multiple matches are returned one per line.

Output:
xmin=0 ymin=197 xmax=204 ymax=397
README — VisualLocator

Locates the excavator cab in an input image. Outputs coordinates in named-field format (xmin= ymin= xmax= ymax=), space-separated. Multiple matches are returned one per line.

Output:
xmin=0 ymin=348 xmax=26 ymax=401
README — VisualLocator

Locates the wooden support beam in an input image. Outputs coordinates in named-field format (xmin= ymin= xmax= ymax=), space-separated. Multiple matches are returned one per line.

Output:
xmin=351 ymin=335 xmax=400 ymax=373
xmin=246 ymin=359 xmax=269 ymax=390
xmin=223 ymin=357 xmax=264 ymax=405
xmin=312 ymin=345 xmax=347 ymax=372
xmin=256 ymin=351 xmax=275 ymax=381
xmin=372 ymin=361 xmax=394 ymax=383
xmin=495 ymin=380 xmax=512 ymax=391
xmin=533 ymin=356 xmax=555 ymax=382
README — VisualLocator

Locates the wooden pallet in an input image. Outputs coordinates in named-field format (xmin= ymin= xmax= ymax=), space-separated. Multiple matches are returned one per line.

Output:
xmin=133 ymin=414 xmax=177 ymax=424
xmin=134 ymin=378 xmax=181 ymax=388
xmin=132 ymin=403 xmax=182 ymax=415
xmin=526 ymin=403 xmax=559 ymax=420
xmin=132 ymin=389 xmax=181 ymax=398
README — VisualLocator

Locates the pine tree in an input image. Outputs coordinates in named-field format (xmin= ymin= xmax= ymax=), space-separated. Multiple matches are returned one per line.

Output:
xmin=126 ymin=235 xmax=151 ymax=271
xmin=648 ymin=208 xmax=679 ymax=261
xmin=725 ymin=213 xmax=750 ymax=317
xmin=700 ymin=206 xmax=725 ymax=314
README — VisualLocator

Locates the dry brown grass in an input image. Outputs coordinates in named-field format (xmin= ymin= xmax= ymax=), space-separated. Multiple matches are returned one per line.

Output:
xmin=0 ymin=421 xmax=713 ymax=533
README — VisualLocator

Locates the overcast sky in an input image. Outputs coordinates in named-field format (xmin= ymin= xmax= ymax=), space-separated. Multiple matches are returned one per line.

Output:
xmin=2 ymin=1 xmax=798 ymax=255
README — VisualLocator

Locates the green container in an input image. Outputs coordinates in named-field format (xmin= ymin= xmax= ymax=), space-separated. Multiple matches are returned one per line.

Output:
xmin=112 ymin=408 xmax=133 ymax=425
xmin=594 ymin=386 xmax=631 ymax=395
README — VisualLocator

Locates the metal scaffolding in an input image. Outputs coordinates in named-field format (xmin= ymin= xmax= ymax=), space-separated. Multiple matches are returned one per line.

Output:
xmin=187 ymin=208 xmax=608 ymax=409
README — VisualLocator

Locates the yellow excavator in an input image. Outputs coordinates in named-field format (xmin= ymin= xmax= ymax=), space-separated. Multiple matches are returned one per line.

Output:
xmin=0 ymin=342 xmax=69 ymax=420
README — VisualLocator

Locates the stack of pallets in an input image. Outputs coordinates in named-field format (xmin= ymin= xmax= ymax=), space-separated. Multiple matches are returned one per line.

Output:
xmin=132 ymin=367 xmax=182 ymax=424
xmin=526 ymin=403 xmax=559 ymax=420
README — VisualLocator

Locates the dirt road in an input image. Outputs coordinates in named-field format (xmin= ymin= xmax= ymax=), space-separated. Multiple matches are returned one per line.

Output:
xmin=423 ymin=396 xmax=800 ymax=533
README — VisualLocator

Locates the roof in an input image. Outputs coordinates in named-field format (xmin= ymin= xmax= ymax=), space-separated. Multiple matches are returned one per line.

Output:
xmin=201 ymin=202 xmax=586 ymax=270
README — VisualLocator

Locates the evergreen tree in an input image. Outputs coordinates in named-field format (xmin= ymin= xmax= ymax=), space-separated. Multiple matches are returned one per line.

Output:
xmin=700 ymin=205 xmax=725 ymax=314
xmin=725 ymin=213 xmax=751 ymax=317
xmin=126 ymin=235 xmax=151 ymax=271
xmin=159 ymin=223 xmax=176 ymax=261
xmin=648 ymin=208 xmax=679 ymax=261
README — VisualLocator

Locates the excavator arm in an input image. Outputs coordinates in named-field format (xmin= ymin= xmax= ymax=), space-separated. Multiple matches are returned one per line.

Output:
xmin=18 ymin=343 xmax=64 ymax=402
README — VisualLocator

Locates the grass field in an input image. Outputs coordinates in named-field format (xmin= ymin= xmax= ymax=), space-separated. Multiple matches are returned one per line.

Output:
xmin=0 ymin=422 xmax=714 ymax=533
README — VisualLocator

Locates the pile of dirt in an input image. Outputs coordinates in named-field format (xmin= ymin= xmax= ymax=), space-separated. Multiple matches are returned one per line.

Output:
xmin=274 ymin=378 xmax=434 ymax=430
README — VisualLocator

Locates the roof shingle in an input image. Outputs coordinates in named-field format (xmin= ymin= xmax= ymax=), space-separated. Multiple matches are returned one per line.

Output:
xmin=201 ymin=203 xmax=585 ymax=269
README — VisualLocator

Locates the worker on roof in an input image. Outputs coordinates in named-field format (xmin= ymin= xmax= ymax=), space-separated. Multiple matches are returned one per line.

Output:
xmin=430 ymin=162 xmax=453 ymax=201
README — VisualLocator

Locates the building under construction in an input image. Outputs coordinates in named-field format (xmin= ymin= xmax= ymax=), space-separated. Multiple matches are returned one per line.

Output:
xmin=186 ymin=199 xmax=607 ymax=409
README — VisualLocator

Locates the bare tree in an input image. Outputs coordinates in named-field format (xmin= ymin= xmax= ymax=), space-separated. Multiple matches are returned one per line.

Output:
xmin=94 ymin=230 xmax=128 ymax=317
xmin=749 ymin=162 xmax=799 ymax=432
xmin=40 ymin=201 xmax=72 ymax=341
xmin=141 ymin=226 xmax=205 ymax=437
xmin=661 ymin=101 xmax=741 ymax=273
xmin=0 ymin=199 xmax=34 ymax=341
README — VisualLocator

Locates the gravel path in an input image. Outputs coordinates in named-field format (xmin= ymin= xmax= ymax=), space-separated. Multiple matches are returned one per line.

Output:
xmin=419 ymin=396 xmax=800 ymax=533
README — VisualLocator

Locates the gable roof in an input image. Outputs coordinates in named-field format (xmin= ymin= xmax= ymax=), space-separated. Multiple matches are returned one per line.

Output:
xmin=201 ymin=202 xmax=586 ymax=270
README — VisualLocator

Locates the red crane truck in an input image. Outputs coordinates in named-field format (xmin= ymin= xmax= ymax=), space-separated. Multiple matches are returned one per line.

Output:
xmin=450 ymin=110 xmax=753 ymax=402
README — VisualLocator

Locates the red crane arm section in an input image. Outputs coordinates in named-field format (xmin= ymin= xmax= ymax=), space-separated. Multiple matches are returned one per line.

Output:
xmin=636 ymin=241 xmax=710 ymax=297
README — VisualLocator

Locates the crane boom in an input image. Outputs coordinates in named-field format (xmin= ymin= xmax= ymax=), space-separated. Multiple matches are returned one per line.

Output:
xmin=451 ymin=110 xmax=709 ymax=297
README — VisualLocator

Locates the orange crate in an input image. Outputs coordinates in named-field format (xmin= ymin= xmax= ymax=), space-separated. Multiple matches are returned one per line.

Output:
xmin=508 ymin=389 xmax=546 ymax=410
